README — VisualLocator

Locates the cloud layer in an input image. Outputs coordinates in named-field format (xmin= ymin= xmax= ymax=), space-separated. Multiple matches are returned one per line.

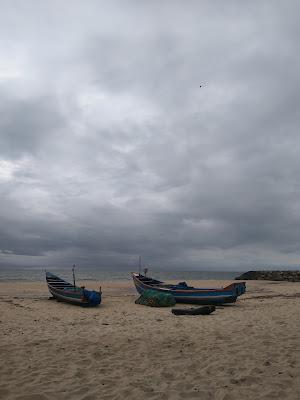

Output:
xmin=1 ymin=1 xmax=300 ymax=270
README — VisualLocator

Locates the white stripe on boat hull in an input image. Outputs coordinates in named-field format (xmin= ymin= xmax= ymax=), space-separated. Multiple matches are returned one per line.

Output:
xmin=48 ymin=287 xmax=84 ymax=304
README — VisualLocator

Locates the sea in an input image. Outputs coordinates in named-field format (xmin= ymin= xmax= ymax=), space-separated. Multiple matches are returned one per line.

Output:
xmin=0 ymin=266 xmax=241 ymax=282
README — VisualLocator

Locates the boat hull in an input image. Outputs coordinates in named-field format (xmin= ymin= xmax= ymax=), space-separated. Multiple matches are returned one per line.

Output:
xmin=132 ymin=273 xmax=245 ymax=305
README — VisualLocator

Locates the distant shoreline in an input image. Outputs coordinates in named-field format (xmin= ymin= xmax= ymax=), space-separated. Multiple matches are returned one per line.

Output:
xmin=1 ymin=268 xmax=300 ymax=282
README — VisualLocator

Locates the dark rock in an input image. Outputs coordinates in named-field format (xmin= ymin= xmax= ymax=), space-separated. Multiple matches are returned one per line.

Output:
xmin=235 ymin=270 xmax=300 ymax=282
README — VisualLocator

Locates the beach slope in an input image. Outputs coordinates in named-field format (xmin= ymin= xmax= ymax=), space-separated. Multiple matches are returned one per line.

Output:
xmin=0 ymin=279 xmax=299 ymax=400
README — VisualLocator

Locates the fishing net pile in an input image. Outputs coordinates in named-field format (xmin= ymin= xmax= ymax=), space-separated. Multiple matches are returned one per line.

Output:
xmin=135 ymin=289 xmax=176 ymax=307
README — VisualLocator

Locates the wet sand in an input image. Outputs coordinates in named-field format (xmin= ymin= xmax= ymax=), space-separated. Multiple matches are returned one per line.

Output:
xmin=0 ymin=279 xmax=299 ymax=400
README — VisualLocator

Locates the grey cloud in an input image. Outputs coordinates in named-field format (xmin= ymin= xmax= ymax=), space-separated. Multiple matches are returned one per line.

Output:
xmin=1 ymin=1 xmax=300 ymax=270
xmin=0 ymin=93 xmax=66 ymax=158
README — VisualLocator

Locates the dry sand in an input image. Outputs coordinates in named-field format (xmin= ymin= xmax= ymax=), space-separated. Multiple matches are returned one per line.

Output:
xmin=0 ymin=278 xmax=299 ymax=400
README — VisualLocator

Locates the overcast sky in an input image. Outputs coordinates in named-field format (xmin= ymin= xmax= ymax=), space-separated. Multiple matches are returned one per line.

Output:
xmin=1 ymin=1 xmax=300 ymax=271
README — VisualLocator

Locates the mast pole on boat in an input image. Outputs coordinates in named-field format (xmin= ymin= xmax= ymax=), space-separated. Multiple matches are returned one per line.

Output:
xmin=72 ymin=264 xmax=76 ymax=287
xmin=138 ymin=256 xmax=142 ymax=275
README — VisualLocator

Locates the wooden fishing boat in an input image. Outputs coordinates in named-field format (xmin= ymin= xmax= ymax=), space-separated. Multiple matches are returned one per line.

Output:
xmin=132 ymin=272 xmax=246 ymax=305
xmin=46 ymin=271 xmax=102 ymax=307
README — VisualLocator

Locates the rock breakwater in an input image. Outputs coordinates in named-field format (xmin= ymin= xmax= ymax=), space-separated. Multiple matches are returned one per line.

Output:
xmin=235 ymin=270 xmax=300 ymax=282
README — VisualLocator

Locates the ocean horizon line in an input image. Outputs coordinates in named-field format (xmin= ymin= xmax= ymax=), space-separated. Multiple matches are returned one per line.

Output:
xmin=0 ymin=266 xmax=243 ymax=282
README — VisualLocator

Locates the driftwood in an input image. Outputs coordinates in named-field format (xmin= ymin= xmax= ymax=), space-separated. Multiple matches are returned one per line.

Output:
xmin=172 ymin=305 xmax=216 ymax=316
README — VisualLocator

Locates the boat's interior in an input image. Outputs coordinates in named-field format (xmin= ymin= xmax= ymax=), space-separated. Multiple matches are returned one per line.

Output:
xmin=136 ymin=274 xmax=162 ymax=285
xmin=136 ymin=274 xmax=195 ymax=290
xmin=46 ymin=274 xmax=76 ymax=290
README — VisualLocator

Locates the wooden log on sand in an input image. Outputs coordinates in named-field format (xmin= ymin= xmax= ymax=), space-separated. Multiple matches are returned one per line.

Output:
xmin=172 ymin=305 xmax=216 ymax=316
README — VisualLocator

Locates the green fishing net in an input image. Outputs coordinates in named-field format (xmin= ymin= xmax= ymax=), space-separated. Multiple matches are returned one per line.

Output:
xmin=135 ymin=289 xmax=176 ymax=307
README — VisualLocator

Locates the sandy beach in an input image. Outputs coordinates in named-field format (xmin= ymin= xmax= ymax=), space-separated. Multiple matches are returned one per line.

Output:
xmin=0 ymin=279 xmax=299 ymax=400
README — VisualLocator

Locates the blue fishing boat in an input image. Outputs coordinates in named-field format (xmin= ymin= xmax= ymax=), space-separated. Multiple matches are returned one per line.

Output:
xmin=132 ymin=272 xmax=246 ymax=305
xmin=46 ymin=269 xmax=102 ymax=307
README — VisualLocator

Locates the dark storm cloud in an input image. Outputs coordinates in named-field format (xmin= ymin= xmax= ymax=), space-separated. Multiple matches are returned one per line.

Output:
xmin=1 ymin=1 xmax=300 ymax=270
